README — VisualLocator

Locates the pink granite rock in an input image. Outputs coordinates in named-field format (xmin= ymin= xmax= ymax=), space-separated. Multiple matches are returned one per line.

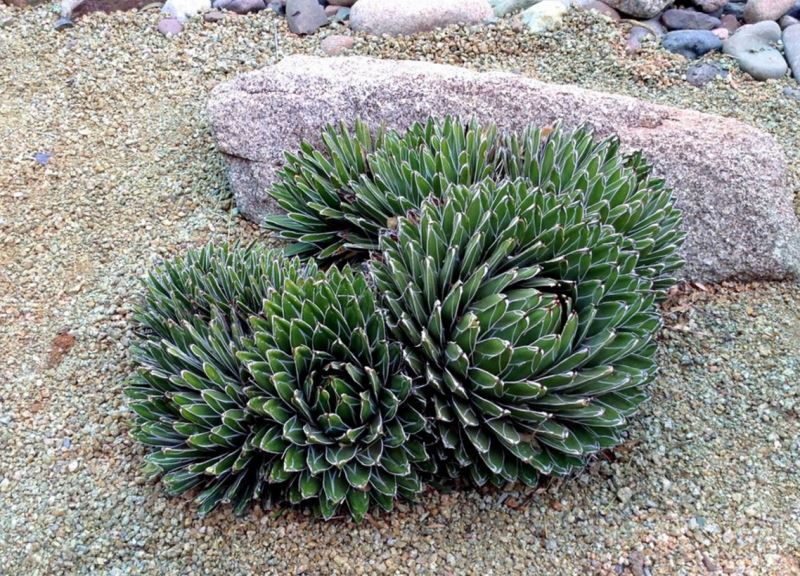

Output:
xmin=743 ymin=0 xmax=794 ymax=22
xmin=350 ymin=0 xmax=493 ymax=36
xmin=712 ymin=26 xmax=730 ymax=38
xmin=602 ymin=0 xmax=672 ymax=18
xmin=157 ymin=17 xmax=183 ymax=37
xmin=582 ymin=0 xmax=621 ymax=20
xmin=320 ymin=34 xmax=354 ymax=55
xmin=207 ymin=55 xmax=800 ymax=282
xmin=721 ymin=13 xmax=740 ymax=33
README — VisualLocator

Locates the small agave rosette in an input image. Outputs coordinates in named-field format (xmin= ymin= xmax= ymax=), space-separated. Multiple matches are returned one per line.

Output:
xmin=265 ymin=116 xmax=501 ymax=259
xmin=372 ymin=180 xmax=664 ymax=487
xmin=238 ymin=267 xmax=429 ymax=520
xmin=126 ymin=245 xmax=315 ymax=516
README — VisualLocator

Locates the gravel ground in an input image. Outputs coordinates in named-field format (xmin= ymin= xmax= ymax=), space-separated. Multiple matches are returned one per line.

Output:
xmin=1 ymin=5 xmax=799 ymax=575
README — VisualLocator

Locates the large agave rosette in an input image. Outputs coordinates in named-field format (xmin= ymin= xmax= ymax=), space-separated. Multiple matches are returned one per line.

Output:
xmin=372 ymin=179 xmax=668 ymax=486
xmin=238 ymin=266 xmax=429 ymax=520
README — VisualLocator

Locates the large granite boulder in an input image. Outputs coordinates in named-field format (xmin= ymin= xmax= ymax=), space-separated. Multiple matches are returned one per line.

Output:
xmin=207 ymin=55 xmax=800 ymax=282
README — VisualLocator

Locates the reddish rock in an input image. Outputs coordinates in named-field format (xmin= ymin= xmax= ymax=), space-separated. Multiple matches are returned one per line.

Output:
xmin=207 ymin=55 xmax=800 ymax=282
xmin=780 ymin=13 xmax=799 ymax=26
xmin=583 ymin=0 xmax=621 ymax=20
xmin=203 ymin=8 xmax=225 ymax=20
xmin=157 ymin=17 xmax=183 ymax=37
xmin=721 ymin=13 xmax=740 ymax=32
xmin=320 ymin=34 xmax=354 ymax=55
xmin=743 ymin=0 xmax=794 ymax=22
xmin=47 ymin=332 xmax=76 ymax=369
xmin=662 ymin=8 xmax=721 ymax=30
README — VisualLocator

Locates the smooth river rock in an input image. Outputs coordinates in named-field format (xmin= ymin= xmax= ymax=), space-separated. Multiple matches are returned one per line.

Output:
xmin=350 ymin=0 xmax=493 ymax=36
xmin=207 ymin=55 xmax=800 ymax=282
xmin=583 ymin=0 xmax=622 ymax=19
xmin=692 ymin=0 xmax=729 ymax=12
xmin=521 ymin=0 xmax=568 ymax=31
xmin=320 ymin=34 xmax=355 ymax=55
xmin=685 ymin=61 xmax=728 ymax=85
xmin=157 ymin=17 xmax=183 ymax=36
xmin=285 ymin=0 xmax=328 ymax=34
xmin=162 ymin=0 xmax=209 ymax=20
xmin=662 ymin=29 xmax=723 ymax=58
xmin=784 ymin=24 xmax=800 ymax=81
xmin=743 ymin=0 xmax=794 ymax=21
xmin=602 ymin=0 xmax=673 ymax=18
xmin=490 ymin=0 xmax=537 ymax=16
xmin=662 ymin=8 xmax=721 ymax=29
xmin=723 ymin=21 xmax=789 ymax=79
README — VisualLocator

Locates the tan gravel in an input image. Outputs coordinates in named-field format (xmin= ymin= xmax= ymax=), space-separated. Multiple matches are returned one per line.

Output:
xmin=0 ymin=5 xmax=799 ymax=575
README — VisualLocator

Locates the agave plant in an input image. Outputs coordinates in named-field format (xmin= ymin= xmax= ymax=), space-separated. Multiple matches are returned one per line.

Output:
xmin=128 ymin=245 xmax=430 ymax=520
xmin=371 ymin=179 xmax=677 ymax=486
xmin=264 ymin=116 xmax=501 ymax=260
xmin=266 ymin=118 xmax=684 ymax=295
xmin=126 ymin=244 xmax=316 ymax=515
xmin=237 ymin=265 xmax=429 ymax=520
xmin=500 ymin=125 xmax=685 ymax=294
xmin=128 ymin=118 xmax=685 ymax=520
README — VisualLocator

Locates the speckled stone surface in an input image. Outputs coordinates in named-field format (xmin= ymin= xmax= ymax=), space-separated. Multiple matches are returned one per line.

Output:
xmin=350 ymin=0 xmax=494 ymax=36
xmin=208 ymin=55 xmax=800 ymax=282
xmin=602 ymin=0 xmax=673 ymax=18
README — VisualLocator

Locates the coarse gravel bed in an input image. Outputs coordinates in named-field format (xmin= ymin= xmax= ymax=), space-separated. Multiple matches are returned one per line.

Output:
xmin=0 ymin=5 xmax=799 ymax=575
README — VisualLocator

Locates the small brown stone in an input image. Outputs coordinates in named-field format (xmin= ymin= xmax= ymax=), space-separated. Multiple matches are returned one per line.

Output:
xmin=721 ymin=13 xmax=740 ymax=33
xmin=702 ymin=554 xmax=721 ymax=572
xmin=47 ymin=332 xmax=76 ymax=368
xmin=203 ymin=8 xmax=225 ymax=21
xmin=582 ymin=0 xmax=621 ymax=20
xmin=320 ymin=34 xmax=354 ymax=55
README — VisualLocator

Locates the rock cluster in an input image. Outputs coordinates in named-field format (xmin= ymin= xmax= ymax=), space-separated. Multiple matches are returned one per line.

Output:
xmin=652 ymin=0 xmax=800 ymax=82
xmin=152 ymin=0 xmax=494 ymax=39
xmin=37 ymin=0 xmax=800 ymax=84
